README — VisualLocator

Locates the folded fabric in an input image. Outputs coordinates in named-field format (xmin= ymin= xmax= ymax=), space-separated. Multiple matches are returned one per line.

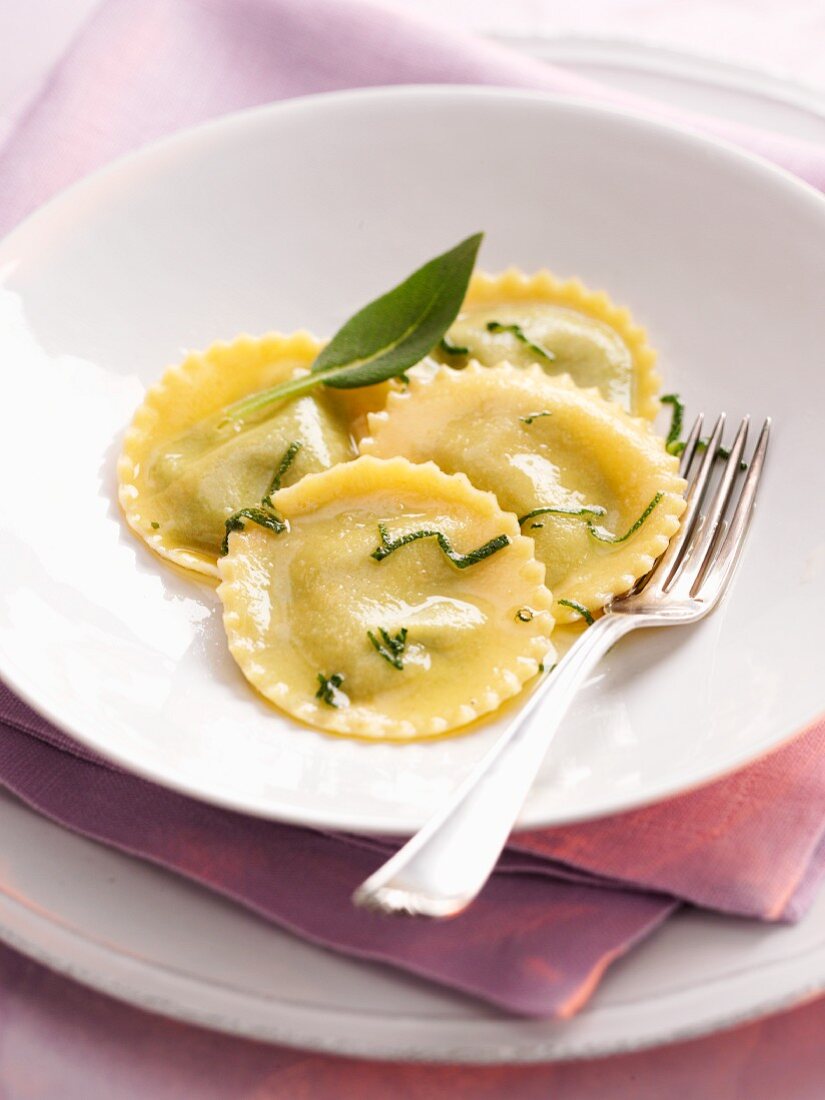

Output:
xmin=1 ymin=0 xmax=825 ymax=1019
xmin=1 ymin=0 xmax=824 ymax=240
xmin=344 ymin=718 xmax=825 ymax=922
xmin=0 ymin=709 xmax=677 ymax=1018
xmin=3 ymin=685 xmax=825 ymax=1016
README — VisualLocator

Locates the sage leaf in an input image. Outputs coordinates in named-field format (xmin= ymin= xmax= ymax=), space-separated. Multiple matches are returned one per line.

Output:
xmin=227 ymin=232 xmax=482 ymax=418
xmin=313 ymin=232 xmax=483 ymax=388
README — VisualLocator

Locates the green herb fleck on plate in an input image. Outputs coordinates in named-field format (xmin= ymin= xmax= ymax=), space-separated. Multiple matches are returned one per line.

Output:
xmin=662 ymin=393 xmax=685 ymax=455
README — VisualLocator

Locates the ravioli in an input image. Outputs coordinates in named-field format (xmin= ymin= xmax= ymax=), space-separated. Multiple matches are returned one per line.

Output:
xmin=433 ymin=269 xmax=660 ymax=419
xmin=217 ymin=455 xmax=555 ymax=739
xmin=118 ymin=332 xmax=357 ymax=577
xmin=360 ymin=365 xmax=686 ymax=624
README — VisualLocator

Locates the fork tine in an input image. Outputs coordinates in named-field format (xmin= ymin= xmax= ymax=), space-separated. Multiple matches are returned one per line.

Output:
xmin=651 ymin=412 xmax=727 ymax=593
xmin=623 ymin=412 xmax=706 ymax=598
xmin=673 ymin=416 xmax=750 ymax=593
xmin=679 ymin=412 xmax=705 ymax=476
xmin=694 ymin=418 xmax=770 ymax=605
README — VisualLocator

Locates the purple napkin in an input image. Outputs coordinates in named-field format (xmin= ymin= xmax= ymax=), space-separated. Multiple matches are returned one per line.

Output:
xmin=0 ymin=693 xmax=674 ymax=1018
xmin=1 ymin=0 xmax=825 ymax=1018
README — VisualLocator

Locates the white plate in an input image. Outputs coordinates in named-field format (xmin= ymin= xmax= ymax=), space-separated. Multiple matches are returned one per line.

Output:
xmin=2 ymin=784 xmax=825 ymax=1063
xmin=0 ymin=86 xmax=824 ymax=834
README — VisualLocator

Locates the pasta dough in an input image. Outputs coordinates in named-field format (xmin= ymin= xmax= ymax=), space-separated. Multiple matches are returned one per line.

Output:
xmin=217 ymin=455 xmax=555 ymax=739
xmin=118 ymin=332 xmax=356 ymax=577
xmin=433 ymin=269 xmax=660 ymax=419
xmin=360 ymin=364 xmax=686 ymax=624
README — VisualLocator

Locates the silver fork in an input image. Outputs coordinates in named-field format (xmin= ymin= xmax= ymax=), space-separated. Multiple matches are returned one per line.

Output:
xmin=352 ymin=413 xmax=771 ymax=918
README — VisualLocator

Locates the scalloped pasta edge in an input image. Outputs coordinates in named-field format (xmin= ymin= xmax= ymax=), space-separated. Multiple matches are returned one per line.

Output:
xmin=360 ymin=364 xmax=686 ymax=625
xmin=461 ymin=267 xmax=661 ymax=421
xmin=117 ymin=331 xmax=324 ymax=579
xmin=217 ymin=455 xmax=556 ymax=740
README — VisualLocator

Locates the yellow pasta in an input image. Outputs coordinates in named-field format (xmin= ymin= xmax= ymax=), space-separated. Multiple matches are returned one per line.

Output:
xmin=117 ymin=332 xmax=357 ymax=577
xmin=360 ymin=364 xmax=686 ymax=624
xmin=433 ymin=269 xmax=660 ymax=419
xmin=217 ymin=455 xmax=555 ymax=739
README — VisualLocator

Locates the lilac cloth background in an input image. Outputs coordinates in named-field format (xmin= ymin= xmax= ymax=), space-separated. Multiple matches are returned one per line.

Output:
xmin=1 ymin=0 xmax=825 ymax=235
xmin=1 ymin=0 xmax=825 ymax=1071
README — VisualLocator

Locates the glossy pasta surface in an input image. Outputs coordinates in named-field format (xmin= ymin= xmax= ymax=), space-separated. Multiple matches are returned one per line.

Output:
xmin=218 ymin=456 xmax=555 ymax=738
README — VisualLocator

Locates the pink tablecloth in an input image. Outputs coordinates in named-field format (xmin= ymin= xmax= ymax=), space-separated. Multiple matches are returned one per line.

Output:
xmin=4 ymin=940 xmax=825 ymax=1099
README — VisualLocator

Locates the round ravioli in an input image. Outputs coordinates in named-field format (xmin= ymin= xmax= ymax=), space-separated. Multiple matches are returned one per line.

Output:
xmin=433 ymin=269 xmax=660 ymax=418
xmin=360 ymin=365 xmax=686 ymax=625
xmin=217 ymin=455 xmax=554 ymax=739
xmin=118 ymin=332 xmax=357 ymax=577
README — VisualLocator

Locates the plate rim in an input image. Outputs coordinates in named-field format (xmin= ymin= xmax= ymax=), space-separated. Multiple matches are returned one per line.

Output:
xmin=1 ymin=84 xmax=825 ymax=833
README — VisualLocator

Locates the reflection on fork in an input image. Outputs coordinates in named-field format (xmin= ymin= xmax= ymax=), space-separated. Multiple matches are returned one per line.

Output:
xmin=352 ymin=412 xmax=771 ymax=918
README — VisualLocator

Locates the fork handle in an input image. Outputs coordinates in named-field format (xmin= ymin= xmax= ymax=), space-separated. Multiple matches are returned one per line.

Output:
xmin=352 ymin=612 xmax=644 ymax=918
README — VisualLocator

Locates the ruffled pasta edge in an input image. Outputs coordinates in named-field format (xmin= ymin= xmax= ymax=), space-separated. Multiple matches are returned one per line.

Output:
xmin=459 ymin=267 xmax=661 ymax=421
xmin=217 ymin=454 xmax=556 ymax=740
xmin=117 ymin=331 xmax=323 ymax=579
xmin=360 ymin=363 xmax=685 ymax=625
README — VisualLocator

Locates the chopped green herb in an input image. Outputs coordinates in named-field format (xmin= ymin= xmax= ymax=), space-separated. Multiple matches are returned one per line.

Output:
xmin=661 ymin=393 xmax=685 ymax=455
xmin=695 ymin=439 xmax=748 ymax=471
xmin=225 ymin=233 xmax=483 ymax=419
xmin=150 ymin=521 xmax=160 ymax=530
xmin=222 ymin=442 xmax=300 ymax=553
xmin=519 ymin=496 xmax=662 ymax=545
xmin=261 ymin=440 xmax=302 ymax=507
xmin=547 ymin=662 xmax=558 ymax=674
xmin=515 ymin=607 xmax=534 ymax=623
xmin=587 ymin=492 xmax=663 ymax=544
xmin=371 ymin=523 xmax=510 ymax=569
xmin=367 ymin=627 xmax=409 ymax=670
xmin=519 ymin=504 xmax=607 ymax=525
xmin=221 ymin=507 xmax=287 ymax=555
xmin=486 ymin=321 xmax=555 ymax=362
xmin=558 ymin=599 xmax=595 ymax=625
xmin=662 ymin=398 xmax=747 ymax=471
xmin=537 ymin=662 xmax=545 ymax=673
xmin=439 ymin=336 xmax=469 ymax=357
xmin=315 ymin=672 xmax=347 ymax=708
xmin=530 ymin=522 xmax=544 ymax=529
xmin=519 ymin=411 xmax=552 ymax=425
